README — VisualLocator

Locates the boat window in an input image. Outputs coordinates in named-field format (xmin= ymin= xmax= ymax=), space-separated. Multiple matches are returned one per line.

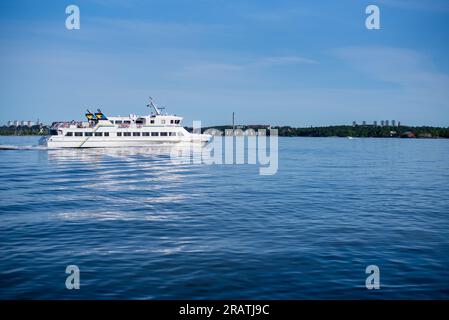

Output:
xmin=104 ymin=132 xmax=109 ymax=136
xmin=124 ymin=132 xmax=131 ymax=136
xmin=177 ymin=132 xmax=184 ymax=136
xmin=95 ymin=132 xmax=102 ymax=136
xmin=136 ymin=120 xmax=144 ymax=124
xmin=151 ymin=132 xmax=159 ymax=136
xmin=161 ymin=120 xmax=165 ymax=124
xmin=143 ymin=132 xmax=150 ymax=136
xmin=124 ymin=120 xmax=131 ymax=124
xmin=75 ymin=132 xmax=83 ymax=137
xmin=117 ymin=132 xmax=122 ymax=136
xmin=133 ymin=132 xmax=140 ymax=136
xmin=169 ymin=132 xmax=176 ymax=136
xmin=175 ymin=120 xmax=180 ymax=124
xmin=115 ymin=120 xmax=122 ymax=124
xmin=160 ymin=132 xmax=168 ymax=136
xmin=170 ymin=120 xmax=174 ymax=124
xmin=84 ymin=132 xmax=93 ymax=136
xmin=50 ymin=129 xmax=59 ymax=135
xmin=150 ymin=120 xmax=155 ymax=124
xmin=65 ymin=132 xmax=73 ymax=136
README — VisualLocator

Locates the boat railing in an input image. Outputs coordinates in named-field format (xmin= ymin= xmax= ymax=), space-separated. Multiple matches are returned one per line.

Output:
xmin=51 ymin=121 xmax=94 ymax=129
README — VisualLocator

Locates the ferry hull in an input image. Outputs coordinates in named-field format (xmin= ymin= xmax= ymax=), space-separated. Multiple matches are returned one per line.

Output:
xmin=40 ymin=136 xmax=210 ymax=149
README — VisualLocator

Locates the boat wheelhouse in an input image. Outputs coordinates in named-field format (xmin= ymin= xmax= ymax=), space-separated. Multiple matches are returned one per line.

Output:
xmin=40 ymin=98 xmax=210 ymax=148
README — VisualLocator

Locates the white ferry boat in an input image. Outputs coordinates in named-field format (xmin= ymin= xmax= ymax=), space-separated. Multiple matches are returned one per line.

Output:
xmin=39 ymin=98 xmax=211 ymax=148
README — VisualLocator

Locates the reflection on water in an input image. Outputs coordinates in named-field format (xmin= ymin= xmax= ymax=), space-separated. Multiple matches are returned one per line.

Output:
xmin=46 ymin=144 xmax=194 ymax=163
xmin=45 ymin=145 xmax=202 ymax=216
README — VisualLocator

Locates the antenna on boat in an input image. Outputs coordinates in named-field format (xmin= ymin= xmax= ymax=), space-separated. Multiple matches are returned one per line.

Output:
xmin=147 ymin=97 xmax=162 ymax=115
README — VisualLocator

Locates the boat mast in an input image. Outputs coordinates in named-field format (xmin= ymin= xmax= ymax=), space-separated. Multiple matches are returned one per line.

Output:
xmin=147 ymin=97 xmax=162 ymax=116
xmin=232 ymin=112 xmax=235 ymax=136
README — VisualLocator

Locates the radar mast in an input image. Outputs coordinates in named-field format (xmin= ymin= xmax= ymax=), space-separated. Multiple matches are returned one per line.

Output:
xmin=147 ymin=97 xmax=165 ymax=115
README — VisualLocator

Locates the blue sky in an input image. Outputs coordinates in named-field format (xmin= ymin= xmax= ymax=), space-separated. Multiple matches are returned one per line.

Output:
xmin=0 ymin=0 xmax=448 ymax=126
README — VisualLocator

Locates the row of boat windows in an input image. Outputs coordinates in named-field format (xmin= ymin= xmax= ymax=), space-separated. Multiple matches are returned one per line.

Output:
xmin=113 ymin=119 xmax=180 ymax=125
xmin=65 ymin=132 xmax=182 ymax=137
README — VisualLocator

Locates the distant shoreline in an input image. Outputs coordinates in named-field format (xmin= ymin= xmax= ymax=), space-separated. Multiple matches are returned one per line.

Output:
xmin=196 ymin=125 xmax=449 ymax=139
xmin=1 ymin=124 xmax=449 ymax=139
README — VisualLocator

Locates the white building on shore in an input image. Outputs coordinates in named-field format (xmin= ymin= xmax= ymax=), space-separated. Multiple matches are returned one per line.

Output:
xmin=7 ymin=120 xmax=39 ymax=127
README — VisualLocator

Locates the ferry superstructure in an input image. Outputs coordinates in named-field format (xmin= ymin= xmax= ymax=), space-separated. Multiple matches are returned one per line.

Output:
xmin=39 ymin=98 xmax=211 ymax=148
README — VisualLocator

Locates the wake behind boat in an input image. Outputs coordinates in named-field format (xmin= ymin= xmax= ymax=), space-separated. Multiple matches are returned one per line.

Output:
xmin=39 ymin=98 xmax=211 ymax=148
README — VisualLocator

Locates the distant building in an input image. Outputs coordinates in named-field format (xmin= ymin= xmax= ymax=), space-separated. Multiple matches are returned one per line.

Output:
xmin=245 ymin=129 xmax=257 ymax=136
xmin=352 ymin=121 xmax=357 ymax=126
xmin=380 ymin=120 xmax=385 ymax=126
xmin=391 ymin=120 xmax=396 ymax=127
xmin=385 ymin=120 xmax=389 ymax=126
xmin=398 ymin=121 xmax=401 ymax=127
xmin=373 ymin=121 xmax=377 ymax=126
xmin=7 ymin=120 xmax=38 ymax=127
xmin=401 ymin=131 xmax=415 ymax=138
xmin=204 ymin=128 xmax=222 ymax=136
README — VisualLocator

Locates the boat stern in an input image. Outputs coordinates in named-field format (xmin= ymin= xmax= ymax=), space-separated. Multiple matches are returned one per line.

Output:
xmin=38 ymin=135 xmax=50 ymax=147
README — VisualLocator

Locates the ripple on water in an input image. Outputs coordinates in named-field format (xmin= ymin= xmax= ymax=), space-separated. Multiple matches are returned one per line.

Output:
xmin=0 ymin=137 xmax=449 ymax=299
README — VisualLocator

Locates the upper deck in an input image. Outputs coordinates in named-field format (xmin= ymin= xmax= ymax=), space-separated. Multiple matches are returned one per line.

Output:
xmin=51 ymin=98 xmax=183 ymax=130
xmin=51 ymin=114 xmax=183 ymax=130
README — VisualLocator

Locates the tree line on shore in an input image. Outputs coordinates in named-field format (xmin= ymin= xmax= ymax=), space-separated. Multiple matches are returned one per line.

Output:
xmin=1 ymin=124 xmax=449 ymax=138
xmin=271 ymin=125 xmax=449 ymax=138
xmin=199 ymin=125 xmax=449 ymax=138
xmin=0 ymin=125 xmax=48 ymax=136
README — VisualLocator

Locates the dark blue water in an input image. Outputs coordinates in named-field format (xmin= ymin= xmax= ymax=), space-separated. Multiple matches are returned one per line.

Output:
xmin=0 ymin=136 xmax=448 ymax=299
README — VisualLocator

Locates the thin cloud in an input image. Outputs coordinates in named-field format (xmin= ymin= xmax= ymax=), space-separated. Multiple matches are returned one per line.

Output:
xmin=180 ymin=55 xmax=319 ymax=75
xmin=334 ymin=46 xmax=449 ymax=106
xmin=255 ymin=56 xmax=319 ymax=66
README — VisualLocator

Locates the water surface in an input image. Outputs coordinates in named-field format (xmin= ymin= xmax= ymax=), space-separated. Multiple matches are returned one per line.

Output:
xmin=0 ymin=136 xmax=448 ymax=299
